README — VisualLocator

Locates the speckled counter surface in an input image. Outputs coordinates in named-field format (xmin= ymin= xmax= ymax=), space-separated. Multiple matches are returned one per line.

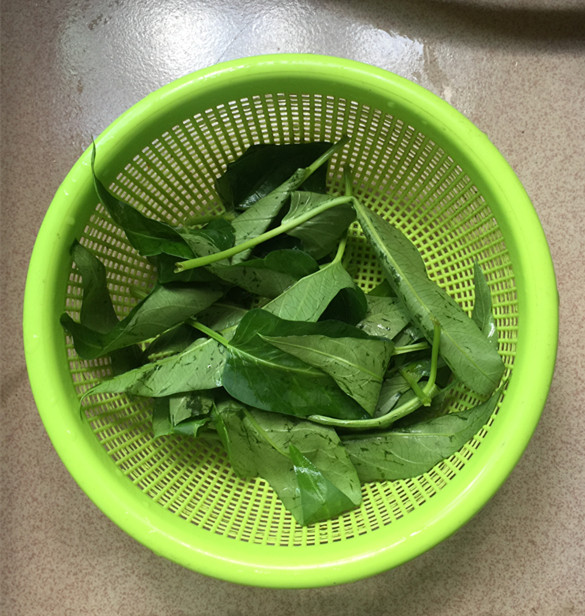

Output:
xmin=1 ymin=1 xmax=584 ymax=614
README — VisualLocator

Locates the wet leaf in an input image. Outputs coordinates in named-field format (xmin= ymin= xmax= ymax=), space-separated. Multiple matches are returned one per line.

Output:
xmin=343 ymin=387 xmax=502 ymax=481
xmin=355 ymin=204 xmax=504 ymax=397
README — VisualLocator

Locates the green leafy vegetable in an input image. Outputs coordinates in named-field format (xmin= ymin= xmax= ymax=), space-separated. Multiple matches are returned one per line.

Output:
xmin=145 ymin=323 xmax=199 ymax=359
xmin=152 ymin=253 xmax=221 ymax=284
xmin=375 ymin=381 xmax=414 ymax=418
xmin=368 ymin=279 xmax=396 ymax=297
xmin=153 ymin=217 xmax=237 ymax=283
xmin=175 ymin=192 xmax=353 ymax=273
xmin=289 ymin=445 xmax=360 ymax=526
xmin=70 ymin=240 xmax=118 ymax=332
xmin=307 ymin=319 xmax=443 ymax=431
xmin=263 ymin=241 xmax=363 ymax=322
xmin=216 ymin=141 xmax=333 ymax=211
xmin=84 ymin=336 xmax=226 ymax=398
xmin=342 ymin=386 xmax=501 ymax=481
xmin=374 ymin=361 xmax=439 ymax=419
xmin=472 ymin=261 xmax=499 ymax=349
xmin=218 ymin=310 xmax=368 ymax=420
xmin=196 ymin=302 xmax=249 ymax=331
xmin=179 ymin=217 xmax=236 ymax=255
xmin=61 ymin=283 xmax=223 ymax=359
xmin=73 ymin=139 xmax=507 ymax=526
xmin=282 ymin=191 xmax=356 ymax=259
xmin=168 ymin=390 xmax=215 ymax=426
xmin=228 ymin=138 xmax=348 ymax=264
xmin=264 ymin=328 xmax=393 ymax=416
xmin=354 ymin=203 xmax=504 ymax=397
xmin=214 ymin=404 xmax=362 ymax=525
xmin=210 ymin=248 xmax=319 ymax=297
xmin=392 ymin=381 xmax=460 ymax=428
xmin=357 ymin=295 xmax=411 ymax=341
xmin=318 ymin=286 xmax=368 ymax=325
xmin=68 ymin=241 xmax=144 ymax=373
xmin=152 ymin=395 xmax=212 ymax=438
xmin=92 ymin=145 xmax=193 ymax=260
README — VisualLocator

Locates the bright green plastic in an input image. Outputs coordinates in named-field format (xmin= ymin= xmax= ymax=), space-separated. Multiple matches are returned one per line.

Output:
xmin=23 ymin=54 xmax=558 ymax=588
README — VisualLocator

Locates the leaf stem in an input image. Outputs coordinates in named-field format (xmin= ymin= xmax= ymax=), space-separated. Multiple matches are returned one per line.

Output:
xmin=308 ymin=320 xmax=442 ymax=430
xmin=306 ymin=135 xmax=349 ymax=176
xmin=393 ymin=341 xmax=430 ymax=355
xmin=428 ymin=317 xmax=441 ymax=390
xmin=189 ymin=320 xmax=231 ymax=348
xmin=399 ymin=367 xmax=432 ymax=406
xmin=175 ymin=195 xmax=353 ymax=272
xmin=343 ymin=167 xmax=354 ymax=197
xmin=331 ymin=231 xmax=349 ymax=265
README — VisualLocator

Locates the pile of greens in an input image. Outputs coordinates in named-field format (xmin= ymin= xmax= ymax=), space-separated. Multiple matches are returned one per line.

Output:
xmin=62 ymin=137 xmax=505 ymax=526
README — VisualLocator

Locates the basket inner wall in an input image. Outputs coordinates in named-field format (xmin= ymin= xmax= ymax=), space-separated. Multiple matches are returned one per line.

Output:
xmin=65 ymin=90 xmax=518 ymax=547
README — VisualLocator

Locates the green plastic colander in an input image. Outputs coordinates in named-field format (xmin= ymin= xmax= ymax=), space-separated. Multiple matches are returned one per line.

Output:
xmin=23 ymin=54 xmax=558 ymax=588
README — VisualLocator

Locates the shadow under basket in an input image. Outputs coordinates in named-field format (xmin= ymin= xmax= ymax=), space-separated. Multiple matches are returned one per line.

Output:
xmin=23 ymin=54 xmax=558 ymax=588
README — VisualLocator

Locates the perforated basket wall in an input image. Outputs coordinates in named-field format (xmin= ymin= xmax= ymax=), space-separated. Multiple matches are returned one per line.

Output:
xmin=26 ymin=56 xmax=556 ymax=587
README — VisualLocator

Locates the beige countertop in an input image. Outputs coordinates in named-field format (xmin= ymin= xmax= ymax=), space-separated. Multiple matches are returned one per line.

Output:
xmin=2 ymin=1 xmax=584 ymax=614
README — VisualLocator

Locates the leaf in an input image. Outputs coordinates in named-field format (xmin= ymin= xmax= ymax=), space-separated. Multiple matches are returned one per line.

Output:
xmin=70 ymin=241 xmax=118 ymax=332
xmin=197 ymin=302 xmax=250 ymax=332
xmin=228 ymin=169 xmax=308 ymax=264
xmin=342 ymin=386 xmax=502 ymax=482
xmin=472 ymin=262 xmax=499 ymax=349
xmin=228 ymin=140 xmax=346 ymax=264
xmin=212 ymin=396 xmax=259 ymax=477
xmin=375 ymin=372 xmax=412 ymax=417
xmin=146 ymin=323 xmax=199 ymax=359
xmin=210 ymin=249 xmax=319 ymax=298
xmin=84 ymin=336 xmax=226 ymax=398
xmin=355 ymin=204 xmax=505 ymax=397
xmin=368 ymin=279 xmax=396 ymax=298
xmin=61 ymin=283 xmax=224 ymax=359
xmin=214 ymin=405 xmax=362 ymax=525
xmin=357 ymin=295 xmax=411 ymax=341
xmin=264 ymin=329 xmax=393 ymax=416
xmin=152 ymin=396 xmax=211 ymax=438
xmin=91 ymin=145 xmax=193 ymax=259
xmin=168 ymin=390 xmax=215 ymax=426
xmin=109 ymin=346 xmax=145 ymax=376
xmin=174 ymin=191 xmax=352 ymax=275
xmin=152 ymin=398 xmax=174 ymax=437
xmin=68 ymin=241 xmax=144 ymax=373
xmin=154 ymin=218 xmax=237 ymax=284
xmin=318 ymin=286 xmax=368 ymax=325
xmin=392 ymin=323 xmax=425 ymax=347
xmin=246 ymin=233 xmax=303 ymax=259
xmin=216 ymin=142 xmax=332 ymax=211
xmin=263 ymin=259 xmax=360 ymax=322
xmin=178 ymin=217 xmax=235 ymax=256
xmin=205 ymin=250 xmax=364 ymax=327
xmin=171 ymin=417 xmax=212 ymax=437
xmin=282 ymin=191 xmax=356 ymax=259
xmin=289 ymin=445 xmax=359 ymax=525
xmin=85 ymin=252 xmax=362 ymax=399
xmin=373 ymin=351 xmax=453 ymax=420
xmin=150 ymin=253 xmax=222 ymax=284
xmin=222 ymin=310 xmax=367 ymax=420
